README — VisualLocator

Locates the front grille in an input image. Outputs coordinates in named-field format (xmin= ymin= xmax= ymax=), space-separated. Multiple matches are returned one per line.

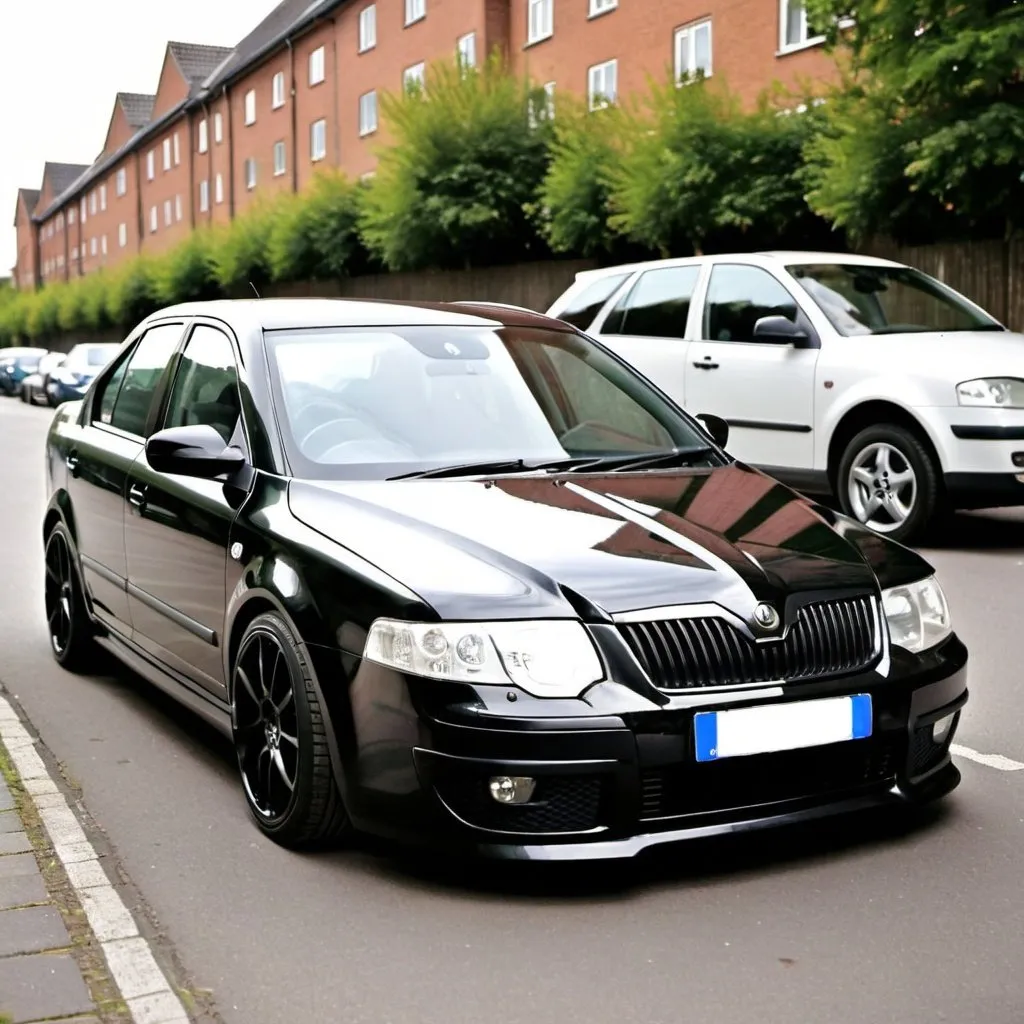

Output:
xmin=438 ymin=775 xmax=604 ymax=834
xmin=639 ymin=733 xmax=901 ymax=821
xmin=619 ymin=595 xmax=880 ymax=691
xmin=909 ymin=725 xmax=951 ymax=778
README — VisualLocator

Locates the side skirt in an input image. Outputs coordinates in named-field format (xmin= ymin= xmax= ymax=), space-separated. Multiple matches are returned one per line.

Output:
xmin=758 ymin=466 xmax=833 ymax=497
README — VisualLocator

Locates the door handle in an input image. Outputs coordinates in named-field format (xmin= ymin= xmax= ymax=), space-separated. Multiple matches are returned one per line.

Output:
xmin=128 ymin=483 xmax=148 ymax=508
xmin=692 ymin=359 xmax=719 ymax=370
xmin=66 ymin=451 xmax=80 ymax=475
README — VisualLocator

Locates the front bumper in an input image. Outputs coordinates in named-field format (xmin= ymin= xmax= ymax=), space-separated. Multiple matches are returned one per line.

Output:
xmin=343 ymin=635 xmax=968 ymax=860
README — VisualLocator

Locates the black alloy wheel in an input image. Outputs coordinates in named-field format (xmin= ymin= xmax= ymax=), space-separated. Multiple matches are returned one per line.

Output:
xmin=44 ymin=526 xmax=94 ymax=671
xmin=231 ymin=612 xmax=349 ymax=848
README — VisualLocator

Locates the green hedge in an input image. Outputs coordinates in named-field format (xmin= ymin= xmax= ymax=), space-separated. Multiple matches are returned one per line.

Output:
xmin=0 ymin=54 xmax=838 ymax=347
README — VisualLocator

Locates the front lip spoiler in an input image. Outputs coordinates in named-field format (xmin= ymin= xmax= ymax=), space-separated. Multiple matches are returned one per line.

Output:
xmin=469 ymin=764 xmax=960 ymax=861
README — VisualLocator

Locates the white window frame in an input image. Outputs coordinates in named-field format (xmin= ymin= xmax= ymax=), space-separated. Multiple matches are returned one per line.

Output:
xmin=116 ymin=168 xmax=127 ymax=196
xmin=359 ymin=4 xmax=377 ymax=51
xmin=588 ymin=59 xmax=618 ymax=110
xmin=779 ymin=0 xmax=829 ymax=51
xmin=403 ymin=62 xmax=425 ymax=92
xmin=274 ymin=140 xmax=287 ymax=176
xmin=175 ymin=195 xmax=183 ymax=222
xmin=214 ymin=112 xmax=224 ymax=143
xmin=272 ymin=71 xmax=286 ymax=109
xmin=90 ymin=237 xmax=97 ymax=256
xmin=101 ymin=235 xmax=108 ymax=256
xmin=675 ymin=18 xmax=713 ymax=81
xmin=173 ymin=132 xmax=181 ymax=166
xmin=405 ymin=0 xmax=425 ymax=26
xmin=359 ymin=91 xmax=378 ymax=136
xmin=457 ymin=32 xmax=476 ymax=68
xmin=199 ymin=180 xmax=210 ymax=212
xmin=589 ymin=0 xmax=617 ymax=15
xmin=244 ymin=89 xmax=256 ymax=126
xmin=245 ymin=158 xmax=257 ymax=191
xmin=89 ymin=192 xmax=97 ymax=215
xmin=311 ymin=119 xmax=327 ymax=162
xmin=164 ymin=199 xmax=173 ymax=227
xmin=527 ymin=0 xmax=553 ymax=44
xmin=198 ymin=118 xmax=209 ymax=153
xmin=163 ymin=138 xmax=172 ymax=171
xmin=100 ymin=185 xmax=107 ymax=211
xmin=309 ymin=46 xmax=326 ymax=86
xmin=118 ymin=223 xmax=127 ymax=248
xmin=69 ymin=208 xmax=76 ymax=226
xmin=80 ymin=199 xmax=87 ymax=222
xmin=150 ymin=206 xmax=158 ymax=233
xmin=215 ymin=173 xmax=224 ymax=204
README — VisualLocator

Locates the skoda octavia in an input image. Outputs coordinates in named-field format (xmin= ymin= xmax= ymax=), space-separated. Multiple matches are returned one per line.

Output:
xmin=42 ymin=299 xmax=968 ymax=858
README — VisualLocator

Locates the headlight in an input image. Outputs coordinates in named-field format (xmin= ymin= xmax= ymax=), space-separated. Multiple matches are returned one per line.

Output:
xmin=956 ymin=377 xmax=1024 ymax=408
xmin=363 ymin=618 xmax=604 ymax=698
xmin=881 ymin=576 xmax=952 ymax=653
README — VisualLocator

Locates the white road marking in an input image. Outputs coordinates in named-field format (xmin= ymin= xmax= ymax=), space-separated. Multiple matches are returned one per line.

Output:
xmin=952 ymin=743 xmax=1024 ymax=772
xmin=0 ymin=695 xmax=191 ymax=1024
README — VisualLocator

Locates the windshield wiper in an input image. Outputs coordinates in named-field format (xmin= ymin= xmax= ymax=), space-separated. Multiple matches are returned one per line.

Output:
xmin=388 ymin=457 xmax=588 ymax=481
xmin=565 ymin=446 xmax=716 ymax=473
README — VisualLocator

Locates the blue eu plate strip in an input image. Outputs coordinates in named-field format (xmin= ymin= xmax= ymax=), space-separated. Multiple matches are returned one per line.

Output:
xmin=693 ymin=712 xmax=718 ymax=763
xmin=850 ymin=693 xmax=873 ymax=739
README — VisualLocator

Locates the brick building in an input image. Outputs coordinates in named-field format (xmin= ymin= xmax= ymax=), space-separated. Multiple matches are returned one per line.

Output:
xmin=11 ymin=0 xmax=841 ymax=290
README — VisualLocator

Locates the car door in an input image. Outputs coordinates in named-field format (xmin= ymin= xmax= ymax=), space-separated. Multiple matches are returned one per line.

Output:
xmin=685 ymin=262 xmax=819 ymax=471
xmin=63 ymin=323 xmax=186 ymax=637
xmin=592 ymin=263 xmax=705 ymax=408
xmin=123 ymin=322 xmax=249 ymax=698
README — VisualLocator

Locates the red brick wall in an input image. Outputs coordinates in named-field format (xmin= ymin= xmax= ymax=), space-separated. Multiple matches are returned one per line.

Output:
xmin=137 ymin=117 xmax=193 ymax=255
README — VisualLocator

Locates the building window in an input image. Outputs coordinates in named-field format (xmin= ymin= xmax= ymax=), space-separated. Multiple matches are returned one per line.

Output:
xmin=359 ymin=4 xmax=377 ymax=51
xmin=780 ymin=0 xmax=824 ymax=49
xmin=163 ymin=200 xmax=172 ymax=226
xmin=529 ymin=81 xmax=556 ymax=127
xmin=588 ymin=59 xmax=618 ymax=109
xmin=309 ymin=46 xmax=326 ymax=85
xmin=404 ymin=62 xmax=425 ymax=93
xmin=100 ymin=185 xmax=107 ymax=211
xmin=311 ymin=119 xmax=327 ymax=162
xmin=69 ymin=208 xmax=76 ymax=226
xmin=359 ymin=91 xmax=378 ymax=136
xmin=272 ymin=71 xmax=286 ymax=109
xmin=214 ymin=112 xmax=224 ymax=143
xmin=90 ymin=192 xmax=97 ymax=215
xmin=57 ymin=213 xmax=64 ymax=231
xmin=528 ymin=0 xmax=553 ymax=43
xmin=173 ymin=132 xmax=181 ymax=166
xmin=199 ymin=180 xmax=210 ymax=212
xmin=80 ymin=198 xmax=87 ymax=222
xmin=198 ymin=118 xmax=209 ymax=153
xmin=244 ymin=89 xmax=256 ymax=125
xmin=147 ymin=151 xmax=155 ymax=180
xmin=457 ymin=32 xmax=476 ymax=68
xmin=116 ymin=168 xmax=127 ymax=196
xmin=405 ymin=0 xmax=425 ymax=25
xmin=101 ymin=235 xmax=108 ymax=256
xmin=90 ymin=237 xmax=97 ymax=256
xmin=245 ymin=158 xmax=257 ymax=191
xmin=71 ymin=246 xmax=78 ymax=260
xmin=150 ymin=206 xmax=158 ymax=233
xmin=215 ymin=173 xmax=224 ymax=204
xmin=274 ymin=141 xmax=287 ymax=176
xmin=175 ymin=195 xmax=183 ymax=222
xmin=119 ymin=223 xmax=127 ymax=248
xmin=589 ymin=0 xmax=617 ymax=14
xmin=676 ymin=19 xmax=712 ymax=80
xmin=163 ymin=138 xmax=172 ymax=170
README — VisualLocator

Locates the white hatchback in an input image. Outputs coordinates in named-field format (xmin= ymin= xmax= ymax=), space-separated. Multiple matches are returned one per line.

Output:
xmin=546 ymin=251 xmax=1024 ymax=543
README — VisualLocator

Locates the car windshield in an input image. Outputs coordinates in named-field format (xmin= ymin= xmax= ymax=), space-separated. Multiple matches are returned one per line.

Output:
xmin=264 ymin=324 xmax=713 ymax=480
xmin=786 ymin=263 xmax=1004 ymax=336
xmin=85 ymin=345 xmax=117 ymax=366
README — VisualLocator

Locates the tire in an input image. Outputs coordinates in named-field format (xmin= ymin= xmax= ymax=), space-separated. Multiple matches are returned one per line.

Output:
xmin=44 ymin=524 xmax=96 ymax=672
xmin=837 ymin=423 xmax=942 ymax=544
xmin=231 ymin=612 xmax=349 ymax=849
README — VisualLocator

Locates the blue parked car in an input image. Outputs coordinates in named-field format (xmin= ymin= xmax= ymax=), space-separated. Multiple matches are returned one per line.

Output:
xmin=46 ymin=343 xmax=120 ymax=406
xmin=0 ymin=348 xmax=47 ymax=397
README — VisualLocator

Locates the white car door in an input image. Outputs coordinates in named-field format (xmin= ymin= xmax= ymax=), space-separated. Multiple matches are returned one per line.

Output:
xmin=685 ymin=262 xmax=820 ymax=472
xmin=591 ymin=263 xmax=706 ymax=409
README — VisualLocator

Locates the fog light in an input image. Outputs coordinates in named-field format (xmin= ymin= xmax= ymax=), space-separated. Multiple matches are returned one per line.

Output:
xmin=1012 ymin=452 xmax=1024 ymax=468
xmin=932 ymin=713 xmax=956 ymax=745
xmin=488 ymin=776 xmax=537 ymax=805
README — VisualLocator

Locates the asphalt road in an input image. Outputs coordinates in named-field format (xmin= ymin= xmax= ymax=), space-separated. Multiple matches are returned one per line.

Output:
xmin=3 ymin=396 xmax=1024 ymax=1024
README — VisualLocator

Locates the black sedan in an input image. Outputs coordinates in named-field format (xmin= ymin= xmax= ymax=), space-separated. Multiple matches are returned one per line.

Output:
xmin=42 ymin=299 xmax=968 ymax=858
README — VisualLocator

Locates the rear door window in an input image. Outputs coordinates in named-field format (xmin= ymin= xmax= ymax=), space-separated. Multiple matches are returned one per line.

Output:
xmin=601 ymin=265 xmax=702 ymax=338
xmin=103 ymin=324 xmax=184 ymax=437
xmin=555 ymin=274 xmax=630 ymax=331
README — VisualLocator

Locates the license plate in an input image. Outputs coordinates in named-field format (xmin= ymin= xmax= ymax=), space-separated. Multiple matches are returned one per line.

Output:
xmin=693 ymin=694 xmax=872 ymax=763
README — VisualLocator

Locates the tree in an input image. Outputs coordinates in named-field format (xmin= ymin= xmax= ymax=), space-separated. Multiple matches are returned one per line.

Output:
xmin=359 ymin=53 xmax=553 ymax=270
xmin=609 ymin=79 xmax=822 ymax=255
xmin=804 ymin=0 xmax=1024 ymax=241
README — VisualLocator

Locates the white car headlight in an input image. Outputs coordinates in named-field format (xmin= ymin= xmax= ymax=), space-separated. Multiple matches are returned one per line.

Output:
xmin=881 ymin=576 xmax=952 ymax=654
xmin=956 ymin=377 xmax=1024 ymax=408
xmin=363 ymin=618 xmax=605 ymax=698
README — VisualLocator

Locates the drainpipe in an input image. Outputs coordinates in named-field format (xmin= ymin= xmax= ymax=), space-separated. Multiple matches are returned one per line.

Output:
xmin=225 ymin=84 xmax=235 ymax=219
xmin=287 ymin=38 xmax=298 ymax=193
xmin=135 ymin=149 xmax=144 ymax=255
xmin=330 ymin=15 xmax=339 ymax=168
xmin=188 ymin=108 xmax=196 ymax=230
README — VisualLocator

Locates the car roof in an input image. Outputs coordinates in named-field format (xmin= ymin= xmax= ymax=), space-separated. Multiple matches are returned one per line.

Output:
xmin=147 ymin=297 xmax=566 ymax=333
xmin=572 ymin=250 xmax=907 ymax=281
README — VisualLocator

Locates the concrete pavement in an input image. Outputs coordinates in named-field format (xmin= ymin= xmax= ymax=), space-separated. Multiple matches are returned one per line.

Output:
xmin=1 ymin=395 xmax=1024 ymax=1024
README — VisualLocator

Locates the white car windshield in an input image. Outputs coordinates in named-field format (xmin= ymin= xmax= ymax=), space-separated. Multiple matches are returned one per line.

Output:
xmin=264 ymin=324 xmax=713 ymax=480
xmin=787 ymin=263 xmax=1004 ymax=336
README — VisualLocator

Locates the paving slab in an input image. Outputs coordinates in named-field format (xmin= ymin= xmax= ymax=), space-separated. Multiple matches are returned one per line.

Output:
xmin=0 ymin=905 xmax=70 ymax=957
xmin=0 ymin=853 xmax=39 ymax=880
xmin=0 ymin=952 xmax=94 ymax=1023
xmin=0 ymin=832 xmax=32 ymax=855
xmin=0 ymin=811 xmax=22 ymax=834
xmin=0 ymin=787 xmax=13 ymax=813
xmin=0 ymin=872 xmax=47 ymax=911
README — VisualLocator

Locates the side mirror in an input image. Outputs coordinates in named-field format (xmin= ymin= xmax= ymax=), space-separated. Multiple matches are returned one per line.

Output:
xmin=753 ymin=315 xmax=811 ymax=346
xmin=697 ymin=413 xmax=729 ymax=449
xmin=146 ymin=424 xmax=245 ymax=479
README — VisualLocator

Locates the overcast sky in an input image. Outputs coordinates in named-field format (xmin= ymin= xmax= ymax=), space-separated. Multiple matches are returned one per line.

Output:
xmin=1 ymin=0 xmax=282 ymax=277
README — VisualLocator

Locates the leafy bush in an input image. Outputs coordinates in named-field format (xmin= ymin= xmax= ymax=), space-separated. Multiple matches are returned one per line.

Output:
xmin=56 ymin=279 xmax=87 ymax=333
xmin=24 ymin=288 xmax=61 ymax=340
xmin=359 ymin=53 xmax=553 ymax=270
xmin=105 ymin=258 xmax=159 ymax=329
xmin=211 ymin=200 xmax=281 ymax=292
xmin=151 ymin=231 xmax=223 ymax=306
